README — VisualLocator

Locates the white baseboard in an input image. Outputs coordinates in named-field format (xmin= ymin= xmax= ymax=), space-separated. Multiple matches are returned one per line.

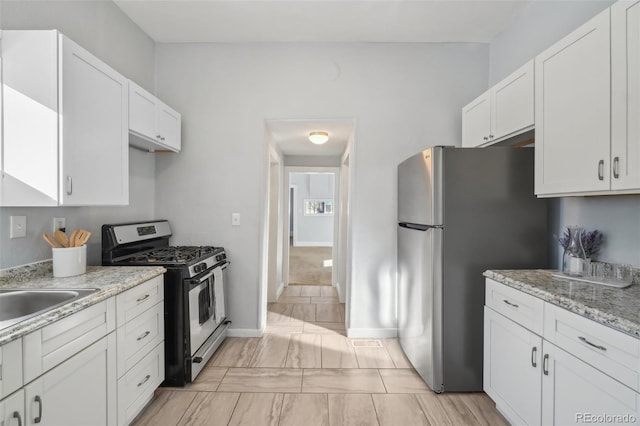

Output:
xmin=294 ymin=242 xmax=333 ymax=247
xmin=346 ymin=328 xmax=398 ymax=339
xmin=227 ymin=328 xmax=264 ymax=337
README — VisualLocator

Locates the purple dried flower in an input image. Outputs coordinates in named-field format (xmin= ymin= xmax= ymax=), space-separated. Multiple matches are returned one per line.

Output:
xmin=558 ymin=227 xmax=604 ymax=258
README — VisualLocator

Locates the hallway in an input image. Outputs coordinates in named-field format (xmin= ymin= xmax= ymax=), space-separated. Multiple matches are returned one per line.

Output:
xmin=133 ymin=286 xmax=507 ymax=425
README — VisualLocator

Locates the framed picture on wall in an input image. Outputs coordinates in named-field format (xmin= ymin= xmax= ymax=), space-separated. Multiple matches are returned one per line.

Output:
xmin=304 ymin=199 xmax=334 ymax=216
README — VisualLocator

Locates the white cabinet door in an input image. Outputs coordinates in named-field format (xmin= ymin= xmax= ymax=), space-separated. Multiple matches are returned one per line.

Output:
xmin=59 ymin=35 xmax=128 ymax=206
xmin=484 ymin=307 xmax=542 ymax=425
xmin=542 ymin=342 xmax=640 ymax=426
xmin=535 ymin=9 xmax=611 ymax=196
xmin=612 ymin=0 xmax=640 ymax=191
xmin=156 ymin=102 xmax=181 ymax=152
xmin=1 ymin=30 xmax=59 ymax=206
xmin=492 ymin=59 xmax=534 ymax=141
xmin=0 ymin=390 xmax=25 ymax=426
xmin=24 ymin=333 xmax=117 ymax=426
xmin=462 ymin=91 xmax=491 ymax=147
xmin=129 ymin=81 xmax=156 ymax=140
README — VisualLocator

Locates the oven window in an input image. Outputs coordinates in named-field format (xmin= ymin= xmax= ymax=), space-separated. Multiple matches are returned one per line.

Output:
xmin=198 ymin=284 xmax=212 ymax=325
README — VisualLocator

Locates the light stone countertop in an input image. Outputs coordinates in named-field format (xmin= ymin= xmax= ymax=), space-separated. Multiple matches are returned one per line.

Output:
xmin=0 ymin=264 xmax=166 ymax=345
xmin=484 ymin=269 xmax=640 ymax=339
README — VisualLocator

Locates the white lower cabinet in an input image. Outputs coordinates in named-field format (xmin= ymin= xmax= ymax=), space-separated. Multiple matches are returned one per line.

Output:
xmin=0 ymin=275 xmax=165 ymax=426
xmin=484 ymin=279 xmax=640 ymax=425
xmin=484 ymin=307 xmax=542 ymax=425
xmin=542 ymin=342 xmax=640 ymax=426
xmin=24 ymin=333 xmax=117 ymax=426
xmin=0 ymin=389 xmax=24 ymax=426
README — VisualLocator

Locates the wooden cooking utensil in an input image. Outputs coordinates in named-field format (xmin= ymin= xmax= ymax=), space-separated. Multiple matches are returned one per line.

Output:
xmin=74 ymin=229 xmax=91 ymax=247
xmin=69 ymin=229 xmax=80 ymax=247
xmin=43 ymin=233 xmax=62 ymax=248
xmin=54 ymin=230 xmax=69 ymax=247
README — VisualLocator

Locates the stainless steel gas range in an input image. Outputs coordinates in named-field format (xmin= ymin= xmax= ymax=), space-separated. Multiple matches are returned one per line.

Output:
xmin=102 ymin=220 xmax=230 ymax=386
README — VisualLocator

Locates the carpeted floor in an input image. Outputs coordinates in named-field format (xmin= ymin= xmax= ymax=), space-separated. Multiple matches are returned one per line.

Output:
xmin=289 ymin=246 xmax=332 ymax=286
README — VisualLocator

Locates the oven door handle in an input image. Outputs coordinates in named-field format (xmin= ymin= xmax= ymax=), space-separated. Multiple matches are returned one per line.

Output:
xmin=220 ymin=261 xmax=230 ymax=271
xmin=189 ymin=270 xmax=215 ymax=288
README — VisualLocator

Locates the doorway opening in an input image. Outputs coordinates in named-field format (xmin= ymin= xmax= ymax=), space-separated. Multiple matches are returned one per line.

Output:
xmin=260 ymin=118 xmax=355 ymax=333
xmin=288 ymin=172 xmax=336 ymax=287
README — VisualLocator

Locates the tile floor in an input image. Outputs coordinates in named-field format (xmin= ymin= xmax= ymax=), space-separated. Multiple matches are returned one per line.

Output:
xmin=133 ymin=285 xmax=508 ymax=426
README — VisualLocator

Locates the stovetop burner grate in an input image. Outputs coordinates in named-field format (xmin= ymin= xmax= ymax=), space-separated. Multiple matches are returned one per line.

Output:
xmin=120 ymin=246 xmax=220 ymax=265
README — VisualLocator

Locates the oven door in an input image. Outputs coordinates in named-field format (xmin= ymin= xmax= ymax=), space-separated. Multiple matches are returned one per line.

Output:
xmin=188 ymin=270 xmax=218 ymax=356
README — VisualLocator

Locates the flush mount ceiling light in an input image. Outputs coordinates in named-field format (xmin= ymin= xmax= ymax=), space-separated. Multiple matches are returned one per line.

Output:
xmin=308 ymin=131 xmax=329 ymax=145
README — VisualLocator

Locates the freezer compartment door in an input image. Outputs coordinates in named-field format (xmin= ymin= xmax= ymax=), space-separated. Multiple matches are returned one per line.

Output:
xmin=398 ymin=224 xmax=443 ymax=392
xmin=397 ymin=147 xmax=443 ymax=226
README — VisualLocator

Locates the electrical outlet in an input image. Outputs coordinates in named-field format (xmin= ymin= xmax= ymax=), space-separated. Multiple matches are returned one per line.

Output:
xmin=53 ymin=217 xmax=66 ymax=233
xmin=232 ymin=213 xmax=241 ymax=226
xmin=10 ymin=216 xmax=27 ymax=239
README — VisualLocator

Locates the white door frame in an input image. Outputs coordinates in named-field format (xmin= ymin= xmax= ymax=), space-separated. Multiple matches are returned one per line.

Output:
xmin=283 ymin=167 xmax=340 ymax=288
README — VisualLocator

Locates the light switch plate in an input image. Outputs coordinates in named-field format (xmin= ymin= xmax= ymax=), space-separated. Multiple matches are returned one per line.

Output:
xmin=10 ymin=216 xmax=27 ymax=239
xmin=232 ymin=213 xmax=241 ymax=226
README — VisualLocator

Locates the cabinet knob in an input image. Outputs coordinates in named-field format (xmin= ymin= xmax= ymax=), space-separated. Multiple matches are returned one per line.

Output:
xmin=489 ymin=134 xmax=494 ymax=139
xmin=613 ymin=157 xmax=620 ymax=179
xmin=483 ymin=136 xmax=489 ymax=141
xmin=156 ymin=135 xmax=162 ymax=140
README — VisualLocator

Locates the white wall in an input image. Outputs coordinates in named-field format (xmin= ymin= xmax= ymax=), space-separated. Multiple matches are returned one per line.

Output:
xmin=291 ymin=173 xmax=334 ymax=246
xmin=0 ymin=0 xmax=157 ymax=268
xmin=154 ymin=42 xmax=489 ymax=334
xmin=488 ymin=0 xmax=640 ymax=268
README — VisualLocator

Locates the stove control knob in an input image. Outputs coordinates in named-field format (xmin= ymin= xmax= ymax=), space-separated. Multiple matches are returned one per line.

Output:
xmin=216 ymin=255 xmax=222 ymax=262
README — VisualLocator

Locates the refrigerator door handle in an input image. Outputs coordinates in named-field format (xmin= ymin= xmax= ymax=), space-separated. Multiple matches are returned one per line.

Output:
xmin=399 ymin=222 xmax=443 ymax=231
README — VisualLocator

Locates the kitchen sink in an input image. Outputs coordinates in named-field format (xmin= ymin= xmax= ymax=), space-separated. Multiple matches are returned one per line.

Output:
xmin=0 ymin=288 xmax=99 ymax=330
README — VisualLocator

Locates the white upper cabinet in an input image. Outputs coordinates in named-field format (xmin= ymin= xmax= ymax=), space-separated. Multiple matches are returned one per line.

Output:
xmin=492 ymin=60 xmax=534 ymax=141
xmin=462 ymin=60 xmax=534 ymax=147
xmin=535 ymin=9 xmax=611 ymax=196
xmin=129 ymin=81 xmax=181 ymax=152
xmin=462 ymin=91 xmax=491 ymax=147
xmin=1 ymin=30 xmax=129 ymax=206
xmin=611 ymin=0 xmax=640 ymax=191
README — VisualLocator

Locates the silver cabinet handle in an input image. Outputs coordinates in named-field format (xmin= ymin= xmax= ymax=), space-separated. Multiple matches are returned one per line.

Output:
xmin=156 ymin=135 xmax=162 ymax=140
xmin=483 ymin=136 xmax=488 ymax=141
xmin=598 ymin=160 xmax=605 ymax=181
xmin=543 ymin=354 xmax=549 ymax=375
xmin=13 ymin=411 xmax=22 ymax=426
xmin=531 ymin=346 xmax=537 ymax=368
xmin=136 ymin=294 xmax=150 ymax=303
xmin=489 ymin=134 xmax=494 ymax=139
xmin=578 ymin=336 xmax=607 ymax=351
xmin=503 ymin=299 xmax=519 ymax=308
xmin=34 ymin=396 xmax=42 ymax=424
xmin=161 ymin=136 xmax=166 ymax=141
xmin=613 ymin=156 xmax=620 ymax=179
xmin=66 ymin=176 xmax=73 ymax=195
xmin=137 ymin=374 xmax=151 ymax=387
xmin=137 ymin=331 xmax=151 ymax=341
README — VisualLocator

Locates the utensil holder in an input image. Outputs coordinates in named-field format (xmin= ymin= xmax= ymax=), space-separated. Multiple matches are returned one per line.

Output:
xmin=52 ymin=245 xmax=87 ymax=277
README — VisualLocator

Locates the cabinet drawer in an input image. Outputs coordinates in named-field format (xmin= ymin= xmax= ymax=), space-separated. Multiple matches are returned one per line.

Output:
xmin=117 ymin=301 xmax=164 ymax=377
xmin=544 ymin=303 xmax=640 ymax=392
xmin=23 ymin=298 xmax=116 ymax=383
xmin=117 ymin=341 xmax=164 ymax=426
xmin=116 ymin=275 xmax=164 ymax=326
xmin=0 ymin=338 xmax=23 ymax=400
xmin=485 ymin=279 xmax=544 ymax=335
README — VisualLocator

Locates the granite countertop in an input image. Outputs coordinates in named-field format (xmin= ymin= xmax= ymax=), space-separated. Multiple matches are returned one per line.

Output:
xmin=0 ymin=263 xmax=166 ymax=345
xmin=484 ymin=269 xmax=640 ymax=339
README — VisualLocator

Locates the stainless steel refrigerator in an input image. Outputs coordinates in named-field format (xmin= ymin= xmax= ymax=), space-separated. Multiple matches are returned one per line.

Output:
xmin=397 ymin=146 xmax=547 ymax=393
